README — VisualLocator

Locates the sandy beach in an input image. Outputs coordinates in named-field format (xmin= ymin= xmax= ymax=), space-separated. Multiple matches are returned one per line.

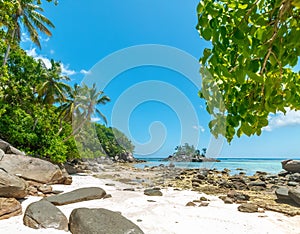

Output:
xmin=0 ymin=169 xmax=300 ymax=234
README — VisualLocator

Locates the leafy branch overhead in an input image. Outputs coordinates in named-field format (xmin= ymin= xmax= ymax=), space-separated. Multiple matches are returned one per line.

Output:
xmin=197 ymin=0 xmax=300 ymax=142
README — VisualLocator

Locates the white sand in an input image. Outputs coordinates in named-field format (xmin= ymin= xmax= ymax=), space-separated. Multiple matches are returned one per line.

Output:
xmin=0 ymin=174 xmax=299 ymax=234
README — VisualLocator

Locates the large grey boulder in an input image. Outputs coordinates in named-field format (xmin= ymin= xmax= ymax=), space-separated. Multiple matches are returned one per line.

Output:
xmin=0 ymin=149 xmax=4 ymax=159
xmin=23 ymin=200 xmax=68 ymax=231
xmin=288 ymin=188 xmax=300 ymax=205
xmin=289 ymin=173 xmax=300 ymax=182
xmin=46 ymin=187 xmax=106 ymax=205
xmin=0 ymin=198 xmax=22 ymax=220
xmin=0 ymin=154 xmax=64 ymax=184
xmin=69 ymin=208 xmax=144 ymax=234
xmin=275 ymin=187 xmax=291 ymax=201
xmin=248 ymin=181 xmax=266 ymax=188
xmin=282 ymin=160 xmax=300 ymax=173
xmin=0 ymin=169 xmax=28 ymax=198
xmin=0 ymin=139 xmax=25 ymax=155
xmin=117 ymin=152 xmax=135 ymax=163
xmin=63 ymin=162 xmax=78 ymax=175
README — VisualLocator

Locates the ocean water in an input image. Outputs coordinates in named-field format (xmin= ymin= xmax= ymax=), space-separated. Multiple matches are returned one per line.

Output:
xmin=134 ymin=157 xmax=299 ymax=176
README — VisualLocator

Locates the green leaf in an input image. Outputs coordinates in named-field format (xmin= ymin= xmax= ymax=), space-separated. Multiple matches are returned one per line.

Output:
xmin=235 ymin=68 xmax=246 ymax=84
xmin=209 ymin=18 xmax=218 ymax=29
xmin=269 ymin=54 xmax=277 ymax=66
xmin=260 ymin=117 xmax=269 ymax=128
xmin=241 ymin=122 xmax=253 ymax=136
xmin=289 ymin=55 xmax=298 ymax=67
xmin=233 ymin=28 xmax=245 ymax=40
xmin=238 ymin=4 xmax=248 ymax=9
xmin=197 ymin=2 xmax=205 ymax=14
xmin=256 ymin=128 xmax=262 ymax=136
xmin=201 ymin=48 xmax=212 ymax=64
xmin=292 ymin=0 xmax=300 ymax=8
xmin=249 ymin=60 xmax=260 ymax=73
xmin=228 ymin=3 xmax=237 ymax=9
xmin=202 ymin=28 xmax=212 ymax=40
xmin=247 ymin=71 xmax=264 ymax=83
xmin=255 ymin=28 xmax=264 ymax=41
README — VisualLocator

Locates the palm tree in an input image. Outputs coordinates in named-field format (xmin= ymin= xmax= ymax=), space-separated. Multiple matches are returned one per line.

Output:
xmin=31 ymin=59 xmax=70 ymax=131
xmin=37 ymin=59 xmax=70 ymax=105
xmin=2 ymin=0 xmax=54 ymax=66
xmin=57 ymin=83 xmax=80 ymax=123
xmin=63 ymin=83 xmax=110 ymax=141
xmin=201 ymin=148 xmax=207 ymax=157
xmin=78 ymin=83 xmax=110 ymax=122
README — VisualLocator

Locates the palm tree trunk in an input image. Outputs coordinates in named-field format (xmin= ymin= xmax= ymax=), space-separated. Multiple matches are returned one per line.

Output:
xmin=32 ymin=118 xmax=38 ymax=131
xmin=63 ymin=115 xmax=89 ymax=142
xmin=63 ymin=103 xmax=94 ymax=142
xmin=2 ymin=44 xmax=11 ymax=67
xmin=2 ymin=29 xmax=16 ymax=67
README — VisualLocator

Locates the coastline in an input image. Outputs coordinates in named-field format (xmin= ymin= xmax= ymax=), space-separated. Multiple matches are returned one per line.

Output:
xmin=134 ymin=157 xmax=298 ymax=175
xmin=1 ymin=163 xmax=300 ymax=233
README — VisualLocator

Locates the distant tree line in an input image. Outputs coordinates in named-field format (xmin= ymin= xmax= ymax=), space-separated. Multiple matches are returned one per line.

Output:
xmin=174 ymin=143 xmax=207 ymax=157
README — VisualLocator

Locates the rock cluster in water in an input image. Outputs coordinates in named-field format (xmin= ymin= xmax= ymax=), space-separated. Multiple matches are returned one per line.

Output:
xmin=162 ymin=154 xmax=220 ymax=162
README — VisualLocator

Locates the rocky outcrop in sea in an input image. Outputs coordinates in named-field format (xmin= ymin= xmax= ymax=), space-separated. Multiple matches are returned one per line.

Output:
xmin=162 ymin=154 xmax=220 ymax=162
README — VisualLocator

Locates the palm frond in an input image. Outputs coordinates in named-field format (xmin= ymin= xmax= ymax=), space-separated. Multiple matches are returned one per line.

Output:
xmin=22 ymin=15 xmax=41 ymax=48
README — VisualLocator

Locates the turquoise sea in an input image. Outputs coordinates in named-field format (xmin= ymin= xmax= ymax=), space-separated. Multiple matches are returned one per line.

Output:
xmin=134 ymin=157 xmax=300 ymax=176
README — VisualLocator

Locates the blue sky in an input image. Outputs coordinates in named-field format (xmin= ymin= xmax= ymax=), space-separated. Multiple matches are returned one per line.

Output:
xmin=22 ymin=0 xmax=300 ymax=158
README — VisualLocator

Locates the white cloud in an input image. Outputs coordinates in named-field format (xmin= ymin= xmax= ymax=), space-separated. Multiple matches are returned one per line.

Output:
xmin=26 ymin=48 xmax=76 ymax=76
xmin=193 ymin=125 xmax=205 ymax=132
xmin=263 ymin=108 xmax=300 ymax=131
xmin=22 ymin=33 xmax=51 ymax=44
xmin=26 ymin=48 xmax=52 ymax=68
xmin=80 ymin=69 xmax=91 ymax=75
xmin=21 ymin=33 xmax=31 ymax=43
xmin=26 ymin=48 xmax=37 ymax=57
xmin=61 ymin=64 xmax=76 ymax=76
xmin=50 ymin=49 xmax=55 ymax=55
xmin=91 ymin=117 xmax=101 ymax=122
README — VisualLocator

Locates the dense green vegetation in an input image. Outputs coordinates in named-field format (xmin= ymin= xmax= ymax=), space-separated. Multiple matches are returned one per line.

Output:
xmin=173 ymin=143 xmax=206 ymax=157
xmin=0 ymin=0 xmax=134 ymax=163
xmin=96 ymin=125 xmax=135 ymax=158
xmin=197 ymin=0 xmax=300 ymax=142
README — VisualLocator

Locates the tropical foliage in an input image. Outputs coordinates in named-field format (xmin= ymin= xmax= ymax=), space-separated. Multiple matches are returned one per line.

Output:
xmin=173 ymin=143 xmax=206 ymax=157
xmin=0 ymin=0 xmax=134 ymax=163
xmin=95 ymin=125 xmax=135 ymax=158
xmin=2 ymin=0 xmax=55 ymax=66
xmin=197 ymin=0 xmax=300 ymax=142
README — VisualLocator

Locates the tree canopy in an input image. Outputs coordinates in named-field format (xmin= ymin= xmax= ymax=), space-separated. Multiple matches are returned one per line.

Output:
xmin=1 ymin=0 xmax=54 ymax=66
xmin=197 ymin=0 xmax=300 ymax=142
xmin=0 ymin=0 xmax=134 ymax=163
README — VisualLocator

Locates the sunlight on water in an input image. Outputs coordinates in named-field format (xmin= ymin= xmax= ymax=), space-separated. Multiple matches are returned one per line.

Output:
xmin=134 ymin=158 xmax=294 ymax=175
